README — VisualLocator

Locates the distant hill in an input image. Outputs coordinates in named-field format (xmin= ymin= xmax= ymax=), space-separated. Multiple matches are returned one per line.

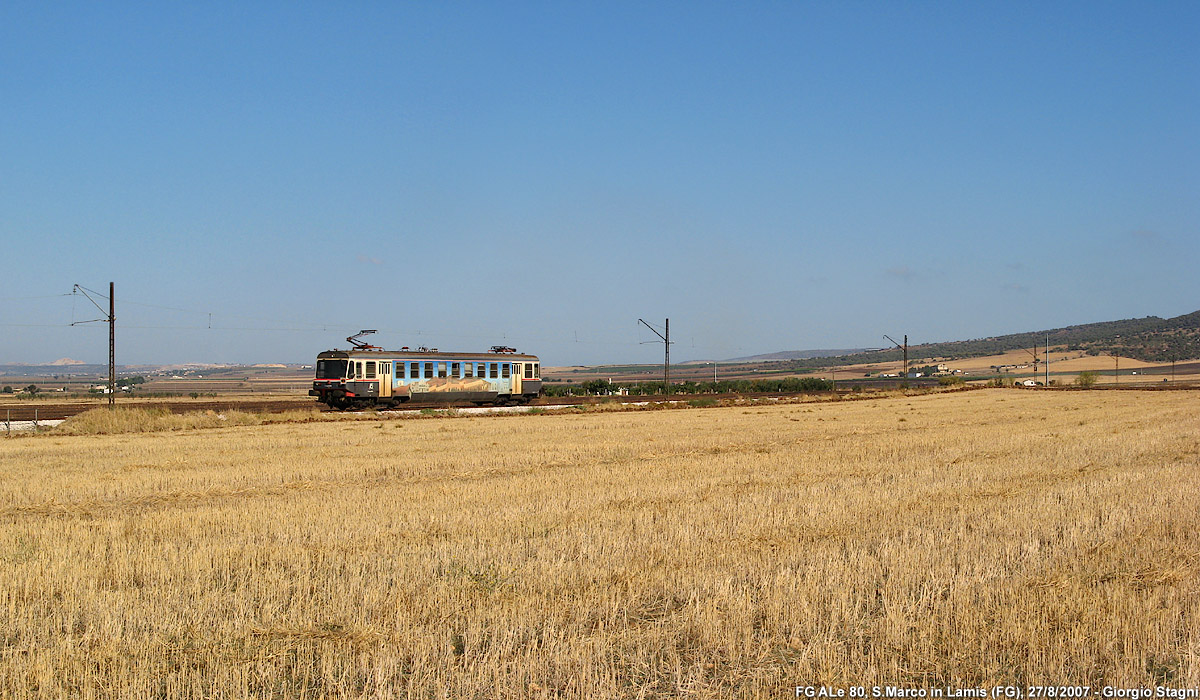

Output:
xmin=770 ymin=310 xmax=1200 ymax=370
xmin=725 ymin=348 xmax=871 ymax=363
xmin=0 ymin=364 xmax=110 ymax=377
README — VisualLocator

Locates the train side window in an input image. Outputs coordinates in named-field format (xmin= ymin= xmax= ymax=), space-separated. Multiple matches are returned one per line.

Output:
xmin=365 ymin=361 xmax=376 ymax=379
xmin=424 ymin=362 xmax=433 ymax=379
xmin=451 ymin=362 xmax=460 ymax=377
xmin=437 ymin=362 xmax=447 ymax=378
xmin=465 ymin=363 xmax=474 ymax=378
xmin=502 ymin=363 xmax=510 ymax=379
xmin=534 ymin=363 xmax=540 ymax=379
xmin=524 ymin=363 xmax=533 ymax=379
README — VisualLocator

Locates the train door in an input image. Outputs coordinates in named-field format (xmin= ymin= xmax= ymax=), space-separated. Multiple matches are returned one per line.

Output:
xmin=379 ymin=360 xmax=392 ymax=398
xmin=512 ymin=362 xmax=522 ymax=395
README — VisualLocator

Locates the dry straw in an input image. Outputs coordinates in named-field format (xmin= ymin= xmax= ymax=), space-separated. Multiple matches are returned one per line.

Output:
xmin=1 ymin=390 xmax=1196 ymax=697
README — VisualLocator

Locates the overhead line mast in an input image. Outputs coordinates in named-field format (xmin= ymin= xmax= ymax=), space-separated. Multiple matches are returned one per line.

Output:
xmin=72 ymin=282 xmax=116 ymax=407
xmin=639 ymin=318 xmax=672 ymax=395
xmin=883 ymin=333 xmax=907 ymax=381
xmin=109 ymin=282 xmax=114 ymax=407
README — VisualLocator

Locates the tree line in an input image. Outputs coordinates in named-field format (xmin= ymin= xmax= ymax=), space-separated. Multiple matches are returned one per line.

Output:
xmin=544 ymin=377 xmax=833 ymax=397
xmin=773 ymin=310 xmax=1200 ymax=370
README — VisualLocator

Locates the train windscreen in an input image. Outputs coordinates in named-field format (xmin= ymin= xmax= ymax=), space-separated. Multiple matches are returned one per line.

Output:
xmin=316 ymin=359 xmax=348 ymax=379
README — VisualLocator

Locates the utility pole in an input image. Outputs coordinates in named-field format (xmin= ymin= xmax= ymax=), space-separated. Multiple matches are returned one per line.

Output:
xmin=1045 ymin=335 xmax=1050 ymax=386
xmin=72 ymin=283 xmax=116 ymax=408
xmin=883 ymin=334 xmax=908 ymax=382
xmin=639 ymin=318 xmax=672 ymax=395
xmin=1114 ymin=336 xmax=1121 ymax=386
xmin=109 ymin=282 xmax=115 ymax=407
xmin=1021 ymin=343 xmax=1042 ymax=381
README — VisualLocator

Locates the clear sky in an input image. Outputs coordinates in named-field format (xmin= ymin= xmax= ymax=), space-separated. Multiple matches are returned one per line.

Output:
xmin=2 ymin=2 xmax=1197 ymax=367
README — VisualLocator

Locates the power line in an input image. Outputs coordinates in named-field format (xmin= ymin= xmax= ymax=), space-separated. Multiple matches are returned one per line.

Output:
xmin=5 ymin=288 xmax=751 ymax=358
xmin=0 ymin=293 xmax=75 ymax=301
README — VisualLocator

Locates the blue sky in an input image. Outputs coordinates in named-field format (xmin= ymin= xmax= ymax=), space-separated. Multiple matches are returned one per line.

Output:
xmin=2 ymin=2 xmax=1196 ymax=366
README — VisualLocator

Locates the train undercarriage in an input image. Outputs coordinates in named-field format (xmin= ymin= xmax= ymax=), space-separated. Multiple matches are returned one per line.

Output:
xmin=313 ymin=388 xmax=534 ymax=411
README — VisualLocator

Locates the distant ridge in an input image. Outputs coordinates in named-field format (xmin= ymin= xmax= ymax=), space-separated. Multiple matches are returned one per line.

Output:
xmin=761 ymin=310 xmax=1200 ymax=370
xmin=49 ymin=358 xmax=85 ymax=366
xmin=726 ymin=348 xmax=870 ymax=363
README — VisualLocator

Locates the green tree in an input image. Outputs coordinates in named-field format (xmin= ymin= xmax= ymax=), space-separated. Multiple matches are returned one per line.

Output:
xmin=1075 ymin=371 xmax=1098 ymax=388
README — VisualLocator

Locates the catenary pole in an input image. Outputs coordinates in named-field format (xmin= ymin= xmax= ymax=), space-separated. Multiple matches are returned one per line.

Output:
xmin=109 ymin=282 xmax=115 ymax=407
xmin=638 ymin=318 xmax=672 ymax=395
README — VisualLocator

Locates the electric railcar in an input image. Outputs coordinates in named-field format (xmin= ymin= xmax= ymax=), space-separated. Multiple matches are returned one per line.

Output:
xmin=310 ymin=346 xmax=542 ymax=410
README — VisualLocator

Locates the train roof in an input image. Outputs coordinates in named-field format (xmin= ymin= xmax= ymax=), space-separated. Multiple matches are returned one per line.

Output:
xmin=318 ymin=349 xmax=539 ymax=361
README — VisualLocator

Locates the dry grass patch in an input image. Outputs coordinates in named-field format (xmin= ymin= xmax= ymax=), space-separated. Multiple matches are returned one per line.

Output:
xmin=52 ymin=406 xmax=332 ymax=435
xmin=1 ymin=390 xmax=1197 ymax=697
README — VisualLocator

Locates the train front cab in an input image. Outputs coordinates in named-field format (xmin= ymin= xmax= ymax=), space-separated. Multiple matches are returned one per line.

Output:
xmin=312 ymin=354 xmax=392 ymax=409
xmin=511 ymin=359 xmax=542 ymax=401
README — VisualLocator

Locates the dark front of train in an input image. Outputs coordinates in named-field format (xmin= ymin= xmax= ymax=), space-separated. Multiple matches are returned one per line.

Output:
xmin=521 ymin=378 xmax=543 ymax=400
xmin=310 ymin=355 xmax=359 ymax=408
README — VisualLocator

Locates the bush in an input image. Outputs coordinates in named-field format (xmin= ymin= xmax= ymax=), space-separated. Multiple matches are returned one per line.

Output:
xmin=54 ymin=407 xmax=264 ymax=435
xmin=938 ymin=376 xmax=965 ymax=387
xmin=1076 ymin=371 xmax=1098 ymax=388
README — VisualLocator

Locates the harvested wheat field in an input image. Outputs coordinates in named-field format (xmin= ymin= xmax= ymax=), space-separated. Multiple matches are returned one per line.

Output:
xmin=1 ymin=390 xmax=1198 ymax=698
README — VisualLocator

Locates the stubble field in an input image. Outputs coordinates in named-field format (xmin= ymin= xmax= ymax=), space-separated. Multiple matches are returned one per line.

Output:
xmin=1 ymin=390 xmax=1197 ymax=698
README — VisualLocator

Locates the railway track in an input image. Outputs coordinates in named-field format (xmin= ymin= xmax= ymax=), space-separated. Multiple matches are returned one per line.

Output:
xmin=0 ymin=387 xmax=951 ymax=422
xmin=4 ymin=381 xmax=1194 ymax=424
